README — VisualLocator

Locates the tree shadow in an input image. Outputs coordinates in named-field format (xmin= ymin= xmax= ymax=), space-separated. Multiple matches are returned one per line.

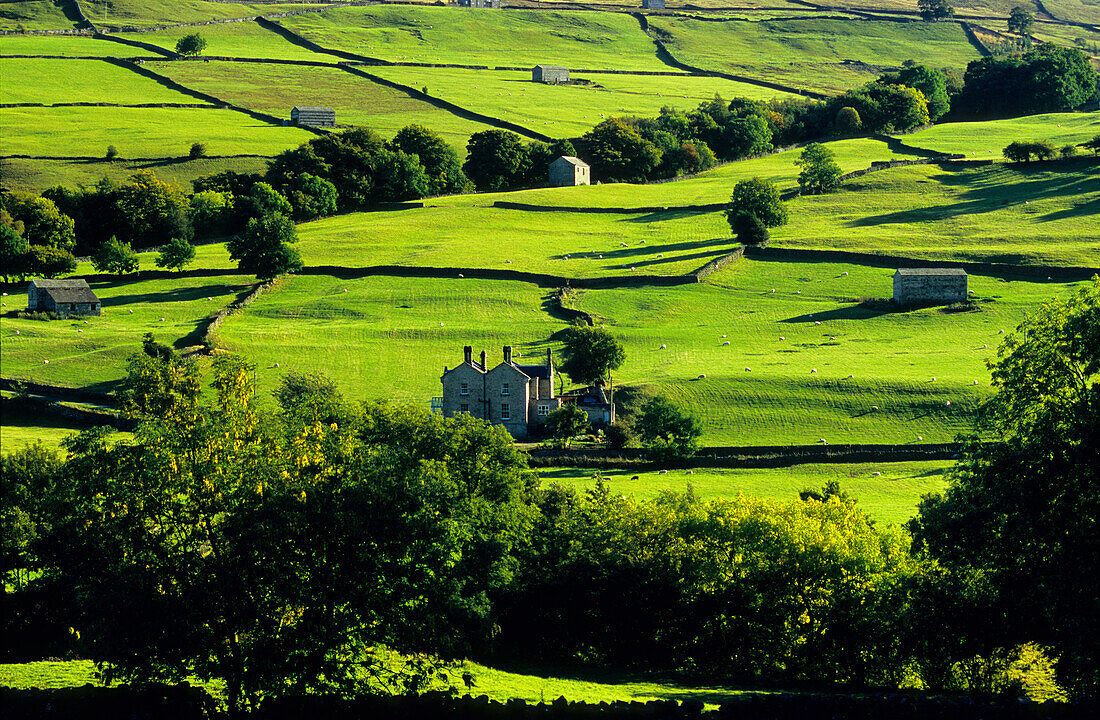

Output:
xmin=103 ymin=283 xmax=248 ymax=307
xmin=621 ymin=208 xmax=718 ymax=223
xmin=780 ymin=303 xmax=901 ymax=323
xmin=550 ymin=238 xmax=733 ymax=262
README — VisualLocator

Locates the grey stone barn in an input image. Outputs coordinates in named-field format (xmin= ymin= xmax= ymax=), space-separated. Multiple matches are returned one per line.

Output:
xmin=532 ymin=65 xmax=569 ymax=84
xmin=892 ymin=268 xmax=968 ymax=306
xmin=438 ymin=345 xmax=561 ymax=438
xmin=27 ymin=278 xmax=101 ymax=317
xmin=457 ymin=0 xmax=501 ymax=7
xmin=549 ymin=156 xmax=590 ymax=186
xmin=642 ymin=0 xmax=665 ymax=8
xmin=291 ymin=106 xmax=336 ymax=128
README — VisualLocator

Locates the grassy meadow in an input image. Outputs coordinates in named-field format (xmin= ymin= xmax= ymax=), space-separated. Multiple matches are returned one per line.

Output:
xmin=280 ymin=6 xmax=668 ymax=70
xmin=369 ymin=66 xmax=797 ymax=138
xmin=85 ymin=0 xmax=320 ymax=29
xmin=0 ymin=106 xmax=314 ymax=158
xmin=0 ymin=58 xmax=207 ymax=105
xmin=647 ymin=17 xmax=982 ymax=93
xmin=0 ymin=0 xmax=80 ymax=32
xmin=0 ymin=33 xmax=160 ymax=57
xmin=540 ymin=460 xmax=952 ymax=526
xmin=154 ymin=61 xmax=499 ymax=150
xmin=116 ymin=20 xmax=338 ymax=62
xmin=902 ymin=111 xmax=1100 ymax=157
xmin=0 ymin=155 xmax=270 ymax=194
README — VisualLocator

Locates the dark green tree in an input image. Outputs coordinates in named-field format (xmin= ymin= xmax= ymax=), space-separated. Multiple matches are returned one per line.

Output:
xmin=3 ymin=194 xmax=76 ymax=250
xmin=723 ymin=115 xmax=773 ymax=159
xmin=580 ymin=118 xmax=662 ymax=182
xmin=1008 ymin=6 xmax=1034 ymax=35
xmin=463 ymin=129 xmax=529 ymax=191
xmin=796 ymin=143 xmax=844 ymax=195
xmin=115 ymin=170 xmax=193 ymax=249
xmin=0 ymin=223 xmax=28 ymax=282
xmin=909 ymin=278 xmax=1100 ymax=696
xmin=92 ymin=235 xmax=139 ymax=274
xmin=175 ymin=32 xmax=207 ymax=56
xmin=919 ymin=0 xmax=955 ymax=20
xmin=390 ymin=124 xmax=471 ymax=195
xmin=835 ymin=106 xmax=862 ymax=133
xmin=731 ymin=211 xmax=770 ymax=245
xmin=545 ymin=404 xmax=590 ymax=446
xmin=189 ymin=142 xmax=207 ymax=159
xmin=558 ymin=325 xmax=626 ymax=388
xmin=227 ymin=212 xmax=302 ymax=281
xmin=24 ymin=244 xmax=77 ymax=278
xmin=725 ymin=177 xmax=788 ymax=235
xmin=1079 ymin=133 xmax=1100 ymax=155
xmin=189 ymin=190 xmax=233 ymax=238
xmin=155 ymin=236 xmax=196 ymax=272
xmin=635 ymin=396 xmax=702 ymax=462
xmin=284 ymin=173 xmax=339 ymax=221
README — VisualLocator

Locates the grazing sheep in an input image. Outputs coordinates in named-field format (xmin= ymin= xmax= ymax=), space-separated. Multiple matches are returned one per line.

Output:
xmin=722 ymin=341 xmax=730 ymax=346
xmin=659 ymin=344 xmax=666 ymax=349
xmin=44 ymin=360 xmax=49 ymax=364
xmin=841 ymin=271 xmax=848 ymax=276
xmin=847 ymin=374 xmax=854 ymax=378
xmin=659 ymin=469 xmax=668 ymax=475
xmin=744 ymin=366 xmax=751 ymax=371
xmin=14 ymin=330 xmax=19 ymax=335
xmin=973 ymin=380 xmax=980 ymax=385
xmin=78 ymin=329 xmax=83 ymax=333
xmin=160 ymin=317 xmax=165 ymax=321
xmin=779 ymin=336 xmax=786 ymax=340
xmin=872 ymin=471 xmax=881 ymax=477
xmin=274 ymin=363 xmax=280 ymax=368
xmin=686 ymin=470 xmax=694 ymax=475
xmin=343 ymin=288 xmax=348 ymax=292
xmin=128 ymin=309 xmax=133 ymax=314
xmin=458 ymin=273 xmax=464 ymax=278
xmin=657 ymin=254 xmax=663 ymax=258
xmin=871 ymin=406 xmax=879 ymax=411
xmin=620 ymin=242 xmax=627 ymax=247
xmin=815 ymin=321 xmax=821 ymax=326
xmin=630 ymin=267 xmax=636 ymax=271
xmin=721 ymin=334 xmax=727 ymax=338
xmin=820 ymin=438 xmax=827 ymax=444
xmin=630 ymin=475 xmax=640 ymax=481
xmin=207 ymin=297 xmax=212 ymax=300
xmin=504 ymin=260 xmax=511 ymax=263
xmin=999 ymin=329 xmax=1005 ymax=334
xmin=564 ymin=254 xmax=570 ymax=259
xmin=770 ymin=289 xmax=775 ymax=293
xmin=796 ymin=290 xmax=802 ymax=294
xmin=439 ymin=322 xmax=444 ymax=326
xmin=983 ymin=344 xmax=988 ymax=349
xmin=830 ymin=336 xmax=836 ymax=341
xmin=598 ymin=254 xmax=603 ymax=259
xmin=640 ymin=240 xmax=645 ymax=244
xmin=917 ymin=436 xmax=923 ymax=441
xmin=931 ymin=377 xmax=935 ymax=381
xmin=811 ymin=368 xmax=818 ymax=373
xmin=698 ymin=374 xmax=706 ymax=379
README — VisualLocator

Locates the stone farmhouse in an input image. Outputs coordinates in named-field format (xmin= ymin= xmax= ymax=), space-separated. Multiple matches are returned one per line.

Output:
xmin=291 ymin=106 xmax=336 ymax=128
xmin=642 ymin=0 xmax=665 ymax=8
xmin=892 ymin=268 xmax=968 ymax=306
xmin=439 ymin=346 xmax=561 ymax=438
xmin=549 ymin=156 xmax=590 ymax=186
xmin=27 ymin=278 xmax=101 ymax=317
xmin=457 ymin=0 xmax=501 ymax=7
xmin=532 ymin=64 xmax=569 ymax=84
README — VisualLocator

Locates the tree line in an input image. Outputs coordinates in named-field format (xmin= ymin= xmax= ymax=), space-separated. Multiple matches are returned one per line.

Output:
xmin=3 ymin=279 xmax=1097 ymax=715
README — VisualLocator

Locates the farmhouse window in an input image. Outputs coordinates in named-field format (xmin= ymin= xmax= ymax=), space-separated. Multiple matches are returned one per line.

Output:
xmin=460 ymin=382 xmax=469 ymax=395
xmin=501 ymin=404 xmax=510 ymax=420
xmin=460 ymin=403 xmax=469 ymax=413
xmin=537 ymin=404 xmax=549 ymax=417
xmin=501 ymin=382 xmax=510 ymax=396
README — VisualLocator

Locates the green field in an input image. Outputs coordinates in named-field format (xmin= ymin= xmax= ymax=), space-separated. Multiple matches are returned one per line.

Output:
xmin=648 ymin=17 xmax=982 ymax=93
xmin=117 ymin=20 xmax=336 ymax=62
xmin=369 ymin=66 xmax=797 ymax=138
xmin=0 ymin=0 xmax=80 ymax=32
xmin=0 ymin=58 xmax=206 ymax=105
xmin=541 ymin=460 xmax=952 ymax=526
xmin=0 ymin=105 xmax=314 ymax=158
xmin=86 ymin=0 xmax=321 ymax=29
xmin=0 ymin=33 xmax=160 ymax=57
xmin=0 ymin=155 xmax=270 ymax=194
xmin=903 ymin=112 xmax=1100 ymax=157
xmin=0 ymin=274 xmax=253 ymax=391
xmin=1039 ymin=0 xmax=1100 ymax=24
xmin=154 ymin=61 xmax=499 ymax=150
xmin=280 ymin=6 xmax=668 ymax=70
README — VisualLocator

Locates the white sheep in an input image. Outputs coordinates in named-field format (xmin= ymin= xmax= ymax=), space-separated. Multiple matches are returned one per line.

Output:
xmin=458 ymin=273 xmax=464 ymax=278
xmin=917 ymin=435 xmax=923 ymax=441
xmin=439 ymin=322 xmax=444 ymax=326
xmin=78 ymin=329 xmax=83 ymax=333
xmin=698 ymin=374 xmax=706 ymax=379
xmin=659 ymin=344 xmax=666 ymax=349
xmin=872 ymin=471 xmax=881 ymax=477
xmin=640 ymin=240 xmax=645 ymax=244
xmin=630 ymin=267 xmax=636 ymax=271
xmin=274 ymin=363 xmax=280 ymax=368
xmin=14 ymin=330 xmax=19 ymax=335
xmin=343 ymin=288 xmax=348 ymax=292
xmin=796 ymin=290 xmax=802 ymax=294
xmin=504 ymin=260 xmax=511 ymax=263
xmin=159 ymin=317 xmax=165 ymax=322
xmin=841 ymin=271 xmax=848 ymax=276
xmin=945 ymin=401 xmax=951 ymax=406
xmin=722 ymin=341 xmax=730 ymax=346
xmin=847 ymin=374 xmax=854 ymax=379
xmin=44 ymin=360 xmax=49 ymax=364
xmin=620 ymin=242 xmax=627 ymax=247
xmin=598 ymin=254 xmax=603 ymax=259
xmin=999 ymin=329 xmax=1005 ymax=334
xmin=983 ymin=344 xmax=988 ymax=349
xmin=128 ymin=309 xmax=133 ymax=314
xmin=973 ymin=380 xmax=980 ymax=385
xmin=770 ymin=288 xmax=775 ymax=293
xmin=829 ymin=336 xmax=836 ymax=341
xmin=931 ymin=377 xmax=935 ymax=381
xmin=744 ymin=366 xmax=751 ymax=371
xmin=686 ymin=470 xmax=693 ymax=475
xmin=820 ymin=438 xmax=827 ymax=444
xmin=657 ymin=254 xmax=663 ymax=258
xmin=721 ymin=334 xmax=727 ymax=338
xmin=659 ymin=469 xmax=668 ymax=475
xmin=871 ymin=405 xmax=879 ymax=411
xmin=815 ymin=321 xmax=821 ymax=326
xmin=811 ymin=368 xmax=818 ymax=373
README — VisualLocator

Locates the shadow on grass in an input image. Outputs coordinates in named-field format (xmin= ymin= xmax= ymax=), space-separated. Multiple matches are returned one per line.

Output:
xmin=847 ymin=162 xmax=1100 ymax=228
xmin=552 ymin=238 xmax=732 ymax=261
xmin=621 ymin=209 xmax=719 ymax=223
xmin=780 ymin=302 xmax=901 ymax=323
xmin=102 ymin=282 xmax=250 ymax=307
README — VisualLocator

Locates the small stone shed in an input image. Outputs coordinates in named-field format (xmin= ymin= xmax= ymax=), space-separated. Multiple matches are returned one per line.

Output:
xmin=457 ymin=0 xmax=501 ymax=7
xmin=532 ymin=65 xmax=569 ymax=84
xmin=291 ymin=106 xmax=336 ymax=128
xmin=27 ymin=278 xmax=101 ymax=317
xmin=892 ymin=268 xmax=968 ymax=306
xmin=549 ymin=156 xmax=590 ymax=186
xmin=642 ymin=0 xmax=665 ymax=8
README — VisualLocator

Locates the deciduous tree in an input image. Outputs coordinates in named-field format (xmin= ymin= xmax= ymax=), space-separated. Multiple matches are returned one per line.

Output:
xmin=92 ymin=235 xmax=139 ymax=274
xmin=175 ymin=32 xmax=207 ymax=56
xmin=796 ymin=143 xmax=843 ymax=195
xmin=227 ymin=212 xmax=302 ymax=281
xmin=155 ymin=236 xmax=196 ymax=272
xmin=725 ymin=177 xmax=788 ymax=235
xmin=634 ymin=396 xmax=702 ymax=462
xmin=558 ymin=325 xmax=626 ymax=388
xmin=1008 ymin=6 xmax=1034 ymax=35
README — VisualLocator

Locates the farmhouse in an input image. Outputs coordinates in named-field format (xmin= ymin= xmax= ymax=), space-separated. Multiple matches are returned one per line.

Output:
xmin=290 ymin=106 xmax=335 ymax=128
xmin=892 ymin=268 xmax=968 ymax=306
xmin=560 ymin=385 xmax=614 ymax=424
xmin=642 ymin=0 xmax=665 ymax=8
xmin=456 ymin=0 xmax=501 ymax=7
xmin=532 ymin=64 xmax=569 ymax=84
xmin=549 ymin=156 xmax=590 ymax=186
xmin=438 ymin=345 xmax=561 ymax=438
xmin=27 ymin=278 xmax=101 ymax=317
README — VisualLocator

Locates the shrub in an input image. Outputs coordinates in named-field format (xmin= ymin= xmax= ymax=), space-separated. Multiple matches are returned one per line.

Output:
xmin=189 ymin=143 xmax=207 ymax=159
xmin=175 ymin=33 xmax=206 ymax=57
xmin=105 ymin=145 xmax=118 ymax=161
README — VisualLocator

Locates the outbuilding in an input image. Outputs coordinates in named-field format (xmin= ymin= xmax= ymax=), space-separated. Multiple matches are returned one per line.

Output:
xmin=291 ymin=106 xmax=336 ymax=128
xmin=642 ymin=0 xmax=665 ymax=8
xmin=892 ymin=268 xmax=968 ymax=306
xmin=549 ymin=156 xmax=590 ymax=186
xmin=532 ymin=64 xmax=569 ymax=84
xmin=27 ymin=278 xmax=101 ymax=317
xmin=456 ymin=0 xmax=501 ymax=7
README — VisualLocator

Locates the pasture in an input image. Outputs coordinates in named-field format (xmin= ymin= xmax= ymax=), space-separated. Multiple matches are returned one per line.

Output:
xmin=0 ymin=106 xmax=314 ymax=158
xmin=647 ymin=17 xmax=982 ymax=93
xmin=0 ymin=155 xmax=270 ymax=194
xmin=0 ymin=0 xmax=80 ymax=32
xmin=116 ymin=20 xmax=335 ymax=62
xmin=0 ymin=34 xmax=158 ymax=57
xmin=84 ymin=0 xmax=319 ymax=29
xmin=155 ymin=61 xmax=499 ymax=151
xmin=279 ymin=6 xmax=668 ymax=70
xmin=368 ymin=66 xmax=797 ymax=138
xmin=902 ymin=111 xmax=1100 ymax=156
xmin=540 ymin=460 xmax=952 ymax=526
xmin=0 ymin=58 xmax=205 ymax=105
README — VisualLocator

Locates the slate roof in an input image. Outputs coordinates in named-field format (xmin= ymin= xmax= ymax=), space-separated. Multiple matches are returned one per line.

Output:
xmin=894 ymin=268 xmax=967 ymax=276
xmin=30 ymin=279 xmax=100 ymax=304
xmin=516 ymin=363 xmax=551 ymax=380
xmin=534 ymin=64 xmax=568 ymax=72
xmin=552 ymin=156 xmax=588 ymax=168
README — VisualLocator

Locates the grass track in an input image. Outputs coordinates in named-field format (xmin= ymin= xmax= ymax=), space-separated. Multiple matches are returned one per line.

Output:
xmin=0 ymin=106 xmax=315 ymax=158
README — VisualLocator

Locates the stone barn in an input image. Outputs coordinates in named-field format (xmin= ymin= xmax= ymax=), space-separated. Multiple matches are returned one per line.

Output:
xmin=642 ymin=0 xmax=665 ymax=8
xmin=291 ymin=106 xmax=336 ymax=128
xmin=549 ymin=156 xmax=590 ymax=186
xmin=457 ymin=0 xmax=501 ymax=7
xmin=437 ymin=345 xmax=561 ymax=438
xmin=27 ymin=278 xmax=101 ymax=317
xmin=532 ymin=64 xmax=569 ymax=84
xmin=892 ymin=268 xmax=968 ymax=306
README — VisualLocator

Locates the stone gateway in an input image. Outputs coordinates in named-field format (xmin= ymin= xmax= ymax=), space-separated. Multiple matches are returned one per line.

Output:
xmin=892 ymin=268 xmax=968 ymax=306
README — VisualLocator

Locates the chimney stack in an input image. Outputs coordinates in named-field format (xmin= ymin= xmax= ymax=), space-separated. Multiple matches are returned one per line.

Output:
xmin=480 ymin=350 xmax=487 ymax=369
xmin=503 ymin=345 xmax=513 ymax=364
xmin=464 ymin=346 xmax=472 ymax=365
xmin=546 ymin=348 xmax=552 ymax=368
